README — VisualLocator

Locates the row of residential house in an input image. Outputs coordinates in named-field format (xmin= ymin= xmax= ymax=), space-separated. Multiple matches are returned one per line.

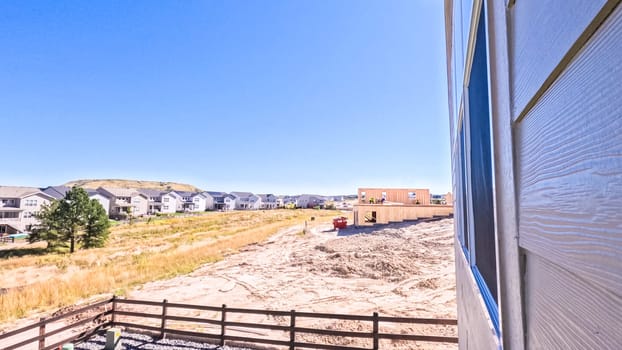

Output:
xmin=0 ymin=185 xmax=334 ymax=235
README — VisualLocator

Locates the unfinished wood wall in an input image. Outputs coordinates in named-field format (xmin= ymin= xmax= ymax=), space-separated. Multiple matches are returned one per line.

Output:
xmin=353 ymin=204 xmax=453 ymax=226
xmin=357 ymin=188 xmax=431 ymax=205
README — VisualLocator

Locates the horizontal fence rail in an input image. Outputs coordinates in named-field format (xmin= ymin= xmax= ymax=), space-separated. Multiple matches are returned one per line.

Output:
xmin=0 ymin=297 xmax=114 ymax=350
xmin=0 ymin=296 xmax=458 ymax=350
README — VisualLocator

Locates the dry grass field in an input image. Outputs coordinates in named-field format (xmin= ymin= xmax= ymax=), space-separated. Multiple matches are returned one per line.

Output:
xmin=0 ymin=209 xmax=342 ymax=324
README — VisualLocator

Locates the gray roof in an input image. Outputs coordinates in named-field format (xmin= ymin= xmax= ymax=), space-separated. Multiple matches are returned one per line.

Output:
xmin=86 ymin=189 xmax=101 ymax=196
xmin=0 ymin=186 xmax=44 ymax=198
xmin=230 ymin=191 xmax=254 ymax=199
xmin=162 ymin=191 xmax=182 ymax=198
xmin=138 ymin=189 xmax=164 ymax=198
xmin=98 ymin=187 xmax=146 ymax=198
xmin=204 ymin=191 xmax=227 ymax=197
xmin=174 ymin=191 xmax=196 ymax=198
xmin=41 ymin=186 xmax=72 ymax=199
xmin=257 ymin=194 xmax=276 ymax=201
xmin=42 ymin=186 xmax=104 ymax=199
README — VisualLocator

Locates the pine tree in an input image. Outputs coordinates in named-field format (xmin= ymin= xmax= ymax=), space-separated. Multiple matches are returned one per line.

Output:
xmin=31 ymin=187 xmax=111 ymax=253
xmin=83 ymin=198 xmax=110 ymax=248
xmin=30 ymin=201 xmax=65 ymax=250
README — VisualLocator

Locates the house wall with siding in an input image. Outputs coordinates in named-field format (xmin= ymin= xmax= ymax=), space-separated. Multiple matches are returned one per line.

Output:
xmin=20 ymin=193 xmax=52 ymax=228
xmin=203 ymin=194 xmax=216 ymax=210
xmin=224 ymin=197 xmax=236 ymax=211
xmin=445 ymin=0 xmax=622 ymax=349
xmin=160 ymin=193 xmax=178 ymax=214
xmin=190 ymin=195 xmax=207 ymax=212
xmin=249 ymin=196 xmax=261 ymax=210
xmin=89 ymin=194 xmax=110 ymax=216
xmin=130 ymin=195 xmax=149 ymax=216
xmin=513 ymin=2 xmax=622 ymax=348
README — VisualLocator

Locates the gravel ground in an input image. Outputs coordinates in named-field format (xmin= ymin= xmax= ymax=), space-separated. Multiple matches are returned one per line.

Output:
xmin=75 ymin=331 xmax=255 ymax=350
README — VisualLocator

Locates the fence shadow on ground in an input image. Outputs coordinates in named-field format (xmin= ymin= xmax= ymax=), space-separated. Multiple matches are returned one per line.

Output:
xmin=0 ymin=246 xmax=50 ymax=259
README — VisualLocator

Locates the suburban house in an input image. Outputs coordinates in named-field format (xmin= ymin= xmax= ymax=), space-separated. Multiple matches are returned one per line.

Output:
xmin=0 ymin=186 xmax=55 ymax=234
xmin=279 ymin=195 xmax=298 ymax=207
xmin=138 ymin=189 xmax=164 ymax=214
xmin=223 ymin=194 xmax=236 ymax=211
xmin=87 ymin=189 xmax=111 ymax=216
xmin=188 ymin=192 xmax=209 ymax=212
xmin=229 ymin=192 xmax=260 ymax=210
xmin=172 ymin=191 xmax=208 ymax=212
xmin=174 ymin=191 xmax=194 ymax=212
xmin=41 ymin=186 xmax=110 ymax=216
xmin=41 ymin=185 xmax=71 ymax=200
xmin=295 ymin=195 xmax=326 ymax=209
xmin=445 ymin=1 xmax=622 ymax=348
xmin=160 ymin=191 xmax=183 ymax=214
xmin=96 ymin=187 xmax=148 ymax=218
xmin=203 ymin=191 xmax=228 ymax=211
xmin=257 ymin=194 xmax=278 ymax=209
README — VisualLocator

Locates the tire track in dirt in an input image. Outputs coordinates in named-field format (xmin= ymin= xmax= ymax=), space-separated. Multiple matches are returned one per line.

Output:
xmin=129 ymin=219 xmax=457 ymax=349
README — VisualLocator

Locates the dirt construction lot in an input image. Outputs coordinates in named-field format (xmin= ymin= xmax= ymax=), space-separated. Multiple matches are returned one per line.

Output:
xmin=128 ymin=218 xmax=457 ymax=349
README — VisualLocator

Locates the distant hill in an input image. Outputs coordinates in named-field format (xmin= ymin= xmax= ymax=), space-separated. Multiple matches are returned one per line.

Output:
xmin=64 ymin=179 xmax=202 ymax=192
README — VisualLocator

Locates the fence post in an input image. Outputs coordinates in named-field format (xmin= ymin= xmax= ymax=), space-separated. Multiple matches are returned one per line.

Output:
xmin=220 ymin=304 xmax=227 ymax=347
xmin=111 ymin=295 xmax=117 ymax=327
xmin=372 ymin=312 xmax=379 ymax=350
xmin=289 ymin=310 xmax=296 ymax=350
xmin=38 ymin=317 xmax=46 ymax=350
xmin=160 ymin=299 xmax=168 ymax=339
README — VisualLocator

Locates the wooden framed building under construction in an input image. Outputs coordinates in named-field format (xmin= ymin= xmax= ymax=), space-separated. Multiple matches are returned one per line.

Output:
xmin=353 ymin=188 xmax=453 ymax=226
xmin=445 ymin=0 xmax=622 ymax=349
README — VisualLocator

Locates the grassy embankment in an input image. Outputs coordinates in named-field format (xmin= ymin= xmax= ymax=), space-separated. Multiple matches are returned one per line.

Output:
xmin=0 ymin=209 xmax=342 ymax=323
xmin=64 ymin=179 xmax=201 ymax=192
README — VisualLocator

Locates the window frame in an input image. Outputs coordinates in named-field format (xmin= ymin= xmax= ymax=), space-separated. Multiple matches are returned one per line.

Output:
xmin=454 ymin=0 xmax=500 ymax=338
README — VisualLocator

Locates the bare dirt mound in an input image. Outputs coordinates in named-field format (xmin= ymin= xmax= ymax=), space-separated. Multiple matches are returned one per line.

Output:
xmin=128 ymin=219 xmax=457 ymax=349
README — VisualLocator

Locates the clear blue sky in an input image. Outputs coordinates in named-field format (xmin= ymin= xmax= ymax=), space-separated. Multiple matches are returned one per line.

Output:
xmin=1 ymin=0 xmax=450 ymax=195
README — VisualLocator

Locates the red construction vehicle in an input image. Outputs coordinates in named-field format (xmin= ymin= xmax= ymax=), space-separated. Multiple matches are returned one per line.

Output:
xmin=332 ymin=216 xmax=348 ymax=230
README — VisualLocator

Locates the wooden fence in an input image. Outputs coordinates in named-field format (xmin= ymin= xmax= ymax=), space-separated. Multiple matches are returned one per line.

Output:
xmin=0 ymin=296 xmax=458 ymax=350
xmin=0 ymin=236 xmax=15 ymax=243
xmin=0 ymin=298 xmax=112 ymax=350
